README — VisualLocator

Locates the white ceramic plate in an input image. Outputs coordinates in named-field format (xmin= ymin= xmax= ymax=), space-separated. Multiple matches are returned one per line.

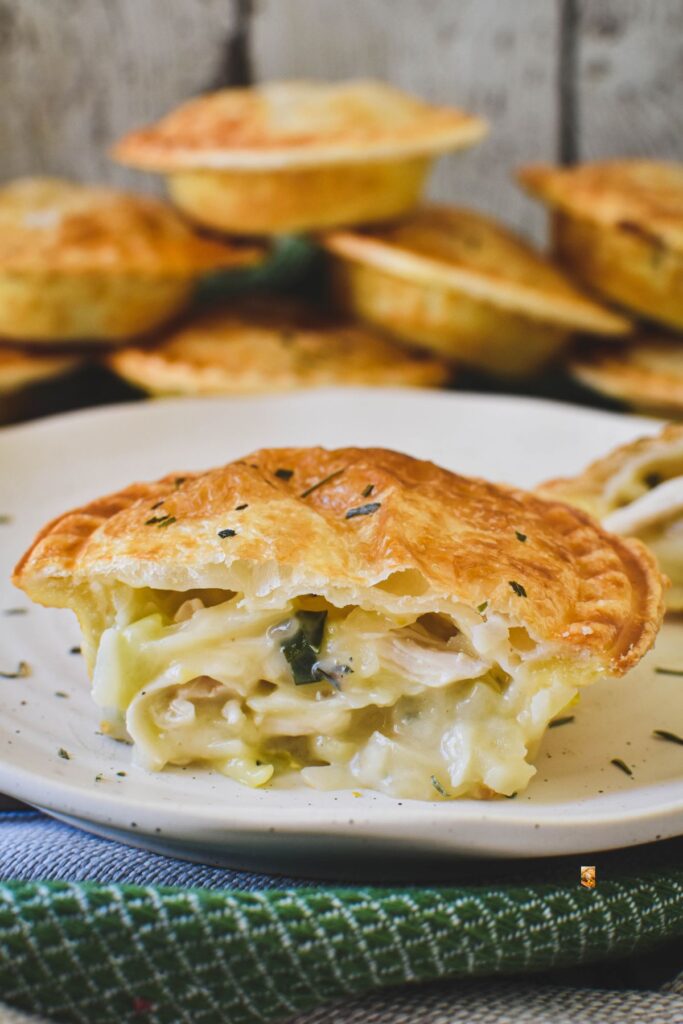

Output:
xmin=1 ymin=389 xmax=682 ymax=877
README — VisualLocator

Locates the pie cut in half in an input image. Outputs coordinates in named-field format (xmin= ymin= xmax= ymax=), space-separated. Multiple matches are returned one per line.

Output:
xmin=519 ymin=160 xmax=683 ymax=330
xmin=14 ymin=448 xmax=664 ymax=800
xmin=570 ymin=337 xmax=683 ymax=418
xmin=112 ymin=80 xmax=487 ymax=235
xmin=322 ymin=205 xmax=630 ymax=378
xmin=539 ymin=424 xmax=683 ymax=610
xmin=0 ymin=177 xmax=259 ymax=343
xmin=105 ymin=295 xmax=451 ymax=396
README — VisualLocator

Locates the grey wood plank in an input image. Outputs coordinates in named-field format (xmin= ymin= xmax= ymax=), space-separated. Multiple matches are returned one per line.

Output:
xmin=251 ymin=0 xmax=562 ymax=242
xmin=576 ymin=0 xmax=683 ymax=161
xmin=0 ymin=0 xmax=241 ymax=192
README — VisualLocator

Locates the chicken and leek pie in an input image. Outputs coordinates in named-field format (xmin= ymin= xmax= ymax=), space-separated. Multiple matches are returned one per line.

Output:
xmin=112 ymin=80 xmax=486 ymax=235
xmin=14 ymin=448 xmax=664 ymax=800
xmin=570 ymin=337 xmax=683 ymax=418
xmin=519 ymin=161 xmax=683 ymax=330
xmin=539 ymin=424 xmax=683 ymax=610
xmin=322 ymin=206 xmax=630 ymax=378
xmin=0 ymin=178 xmax=259 ymax=343
xmin=106 ymin=295 xmax=451 ymax=396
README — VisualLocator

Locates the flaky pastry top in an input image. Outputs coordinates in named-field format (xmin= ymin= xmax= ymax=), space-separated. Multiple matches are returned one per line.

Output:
xmin=14 ymin=447 xmax=664 ymax=675
xmin=519 ymin=160 xmax=683 ymax=253
xmin=0 ymin=178 xmax=260 ymax=274
xmin=322 ymin=206 xmax=630 ymax=333
xmin=112 ymin=80 xmax=487 ymax=171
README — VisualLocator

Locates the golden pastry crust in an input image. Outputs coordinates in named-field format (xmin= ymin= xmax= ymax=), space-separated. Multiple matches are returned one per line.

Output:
xmin=14 ymin=447 xmax=664 ymax=676
xmin=519 ymin=162 xmax=683 ymax=329
xmin=0 ymin=177 xmax=260 ymax=275
xmin=112 ymin=80 xmax=487 ymax=171
xmin=323 ymin=206 xmax=630 ymax=331
xmin=570 ymin=339 xmax=683 ymax=418
xmin=105 ymin=296 xmax=451 ymax=395
xmin=519 ymin=161 xmax=683 ymax=252
xmin=0 ymin=345 xmax=81 ymax=395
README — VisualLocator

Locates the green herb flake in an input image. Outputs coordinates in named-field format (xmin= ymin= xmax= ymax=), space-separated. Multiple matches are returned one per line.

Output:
xmin=0 ymin=515 xmax=11 ymax=525
xmin=116 ymin=771 xmax=127 ymax=777
xmin=655 ymin=667 xmax=683 ymax=677
xmin=509 ymin=581 xmax=527 ymax=598
xmin=345 ymin=502 xmax=381 ymax=520
xmin=235 ymin=504 xmax=248 ymax=511
xmin=174 ymin=477 xmax=187 ymax=489
xmin=300 ymin=467 xmax=346 ymax=499
xmin=150 ymin=500 xmax=165 ymax=510
xmin=505 ymin=792 xmax=518 ymax=799
xmin=477 ymin=601 xmax=488 ymax=614
xmin=218 ymin=528 xmax=237 ymax=538
xmin=281 ymin=611 xmax=327 ymax=685
xmin=274 ymin=468 xmax=294 ymax=481
xmin=95 ymin=773 xmax=103 ymax=783
xmin=515 ymin=531 xmax=527 ymax=543
xmin=69 ymin=646 xmax=81 ymax=655
xmin=54 ymin=691 xmax=69 ymax=699
xmin=0 ymin=661 xmax=30 ymax=680
xmin=610 ymin=757 xmax=633 ymax=777
xmin=3 ymin=608 xmax=27 ymax=616
xmin=362 ymin=484 xmax=374 ymax=498
xmin=549 ymin=715 xmax=575 ymax=729
xmin=145 ymin=514 xmax=175 ymax=527
xmin=58 ymin=748 xmax=71 ymax=761
xmin=653 ymin=729 xmax=683 ymax=747
xmin=430 ymin=775 xmax=450 ymax=798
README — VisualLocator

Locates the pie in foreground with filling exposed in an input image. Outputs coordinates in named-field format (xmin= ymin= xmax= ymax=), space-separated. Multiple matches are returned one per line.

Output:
xmin=13 ymin=447 xmax=664 ymax=800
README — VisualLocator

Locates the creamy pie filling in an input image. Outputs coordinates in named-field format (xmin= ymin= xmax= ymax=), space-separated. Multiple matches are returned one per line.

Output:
xmin=89 ymin=587 xmax=592 ymax=800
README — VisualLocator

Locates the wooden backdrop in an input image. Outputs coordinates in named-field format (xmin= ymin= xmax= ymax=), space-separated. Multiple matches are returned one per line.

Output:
xmin=1 ymin=0 xmax=681 ymax=242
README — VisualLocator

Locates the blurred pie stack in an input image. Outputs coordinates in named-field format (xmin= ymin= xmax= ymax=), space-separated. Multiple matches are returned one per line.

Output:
xmin=2 ymin=77 xmax=680 ymax=418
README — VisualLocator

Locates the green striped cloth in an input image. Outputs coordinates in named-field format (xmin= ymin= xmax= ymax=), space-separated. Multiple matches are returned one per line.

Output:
xmin=3 ymin=851 xmax=683 ymax=1024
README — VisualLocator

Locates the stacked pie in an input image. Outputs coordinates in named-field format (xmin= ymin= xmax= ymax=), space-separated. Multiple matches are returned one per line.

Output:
xmin=0 ymin=176 xmax=256 ymax=417
xmin=520 ymin=160 xmax=683 ymax=414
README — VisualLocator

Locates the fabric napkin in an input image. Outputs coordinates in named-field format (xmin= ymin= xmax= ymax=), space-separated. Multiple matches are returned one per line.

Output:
xmin=3 ymin=807 xmax=683 ymax=1024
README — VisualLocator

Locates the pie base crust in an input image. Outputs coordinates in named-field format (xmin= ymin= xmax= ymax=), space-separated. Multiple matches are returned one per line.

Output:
xmin=167 ymin=158 xmax=431 ymax=236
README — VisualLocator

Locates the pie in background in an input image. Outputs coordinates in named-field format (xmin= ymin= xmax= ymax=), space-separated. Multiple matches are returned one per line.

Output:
xmin=322 ymin=205 xmax=630 ymax=378
xmin=519 ymin=160 xmax=683 ymax=331
xmin=0 ymin=177 xmax=260 ymax=343
xmin=105 ymin=294 xmax=452 ymax=396
xmin=112 ymin=80 xmax=487 ymax=235
xmin=570 ymin=337 xmax=683 ymax=418
xmin=0 ymin=345 xmax=82 ymax=396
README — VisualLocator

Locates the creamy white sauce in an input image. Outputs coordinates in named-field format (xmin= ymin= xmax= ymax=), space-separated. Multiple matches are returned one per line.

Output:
xmin=90 ymin=592 xmax=589 ymax=800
